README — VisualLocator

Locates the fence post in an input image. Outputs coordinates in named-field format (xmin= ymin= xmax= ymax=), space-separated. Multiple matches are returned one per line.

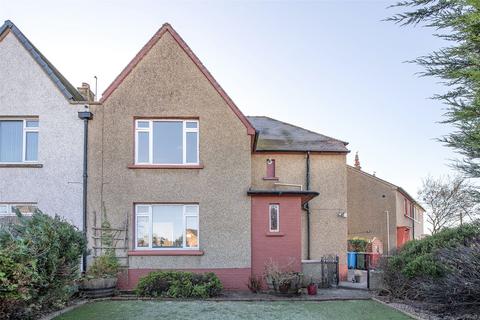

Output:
xmin=336 ymin=255 xmax=339 ymax=285
xmin=366 ymin=254 xmax=370 ymax=290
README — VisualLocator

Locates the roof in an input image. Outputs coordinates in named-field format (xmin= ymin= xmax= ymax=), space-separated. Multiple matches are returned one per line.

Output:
xmin=100 ymin=23 xmax=255 ymax=135
xmin=347 ymin=165 xmax=425 ymax=211
xmin=0 ymin=20 xmax=84 ymax=101
xmin=247 ymin=189 xmax=319 ymax=205
xmin=248 ymin=116 xmax=349 ymax=153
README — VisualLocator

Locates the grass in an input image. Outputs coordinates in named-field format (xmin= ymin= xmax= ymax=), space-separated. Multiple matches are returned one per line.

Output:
xmin=55 ymin=300 xmax=412 ymax=320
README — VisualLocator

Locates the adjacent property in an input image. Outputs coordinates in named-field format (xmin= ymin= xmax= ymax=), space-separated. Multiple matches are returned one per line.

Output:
xmin=86 ymin=23 xmax=350 ymax=290
xmin=347 ymin=158 xmax=425 ymax=253
xmin=0 ymin=20 xmax=89 ymax=229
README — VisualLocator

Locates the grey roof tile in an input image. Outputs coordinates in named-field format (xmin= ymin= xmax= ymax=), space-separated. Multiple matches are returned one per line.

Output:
xmin=248 ymin=116 xmax=349 ymax=153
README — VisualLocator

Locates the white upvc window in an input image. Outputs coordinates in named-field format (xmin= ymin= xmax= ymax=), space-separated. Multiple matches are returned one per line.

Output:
xmin=135 ymin=119 xmax=199 ymax=165
xmin=0 ymin=119 xmax=39 ymax=163
xmin=269 ymin=204 xmax=280 ymax=232
xmin=0 ymin=203 xmax=37 ymax=216
xmin=135 ymin=204 xmax=199 ymax=250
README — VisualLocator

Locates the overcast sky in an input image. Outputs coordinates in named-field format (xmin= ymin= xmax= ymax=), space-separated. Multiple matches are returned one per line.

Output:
xmin=1 ymin=0 xmax=458 ymax=197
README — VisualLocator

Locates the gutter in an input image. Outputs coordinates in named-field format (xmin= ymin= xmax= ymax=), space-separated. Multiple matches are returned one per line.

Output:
xmin=78 ymin=109 xmax=93 ymax=273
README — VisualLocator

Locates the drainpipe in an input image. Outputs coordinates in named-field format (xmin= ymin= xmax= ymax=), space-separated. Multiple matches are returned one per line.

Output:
xmin=78 ymin=109 xmax=93 ymax=273
xmin=305 ymin=151 xmax=311 ymax=260
xmin=412 ymin=206 xmax=415 ymax=240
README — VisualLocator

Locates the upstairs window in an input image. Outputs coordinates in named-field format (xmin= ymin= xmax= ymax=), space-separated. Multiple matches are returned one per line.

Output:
xmin=269 ymin=204 xmax=280 ymax=232
xmin=135 ymin=119 xmax=199 ymax=165
xmin=266 ymin=159 xmax=276 ymax=178
xmin=0 ymin=119 xmax=39 ymax=162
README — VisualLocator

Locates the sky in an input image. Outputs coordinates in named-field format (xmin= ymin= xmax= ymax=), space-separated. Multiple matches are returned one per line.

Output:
xmin=1 ymin=0 xmax=458 ymax=198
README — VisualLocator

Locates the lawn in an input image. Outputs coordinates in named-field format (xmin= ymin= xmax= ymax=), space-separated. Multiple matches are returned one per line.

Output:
xmin=55 ymin=300 xmax=411 ymax=320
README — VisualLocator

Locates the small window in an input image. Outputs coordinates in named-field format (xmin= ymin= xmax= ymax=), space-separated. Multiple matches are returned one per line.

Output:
xmin=269 ymin=204 xmax=280 ymax=232
xmin=0 ymin=203 xmax=37 ymax=216
xmin=404 ymin=198 xmax=408 ymax=216
xmin=266 ymin=159 xmax=276 ymax=178
xmin=0 ymin=119 xmax=39 ymax=163
xmin=135 ymin=119 xmax=199 ymax=165
xmin=135 ymin=204 xmax=199 ymax=250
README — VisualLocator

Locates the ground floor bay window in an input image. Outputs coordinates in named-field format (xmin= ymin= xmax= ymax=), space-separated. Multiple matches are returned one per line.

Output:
xmin=135 ymin=204 xmax=199 ymax=250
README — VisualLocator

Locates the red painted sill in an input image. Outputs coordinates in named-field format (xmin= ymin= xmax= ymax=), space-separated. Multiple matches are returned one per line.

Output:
xmin=128 ymin=250 xmax=204 ymax=256
xmin=265 ymin=232 xmax=285 ymax=237
xmin=128 ymin=164 xmax=204 ymax=169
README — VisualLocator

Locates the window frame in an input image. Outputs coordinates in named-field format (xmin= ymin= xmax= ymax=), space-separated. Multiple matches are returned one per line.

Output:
xmin=0 ymin=118 xmax=39 ymax=163
xmin=0 ymin=203 xmax=37 ymax=216
xmin=269 ymin=204 xmax=280 ymax=233
xmin=134 ymin=203 xmax=200 ymax=250
xmin=134 ymin=119 xmax=199 ymax=165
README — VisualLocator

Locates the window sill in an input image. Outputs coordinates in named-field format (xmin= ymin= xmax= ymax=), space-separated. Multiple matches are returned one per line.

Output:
xmin=0 ymin=163 xmax=43 ymax=168
xmin=128 ymin=164 xmax=204 ymax=169
xmin=127 ymin=250 xmax=204 ymax=256
xmin=265 ymin=232 xmax=285 ymax=237
xmin=263 ymin=177 xmax=279 ymax=181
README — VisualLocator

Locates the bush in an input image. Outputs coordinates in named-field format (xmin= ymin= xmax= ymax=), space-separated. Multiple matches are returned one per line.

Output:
xmin=386 ymin=221 xmax=480 ymax=279
xmin=135 ymin=271 xmax=223 ymax=298
xmin=0 ymin=211 xmax=86 ymax=319
xmin=348 ymin=237 xmax=368 ymax=252
xmin=381 ymin=221 xmax=480 ymax=314
xmin=86 ymin=254 xmax=120 ymax=278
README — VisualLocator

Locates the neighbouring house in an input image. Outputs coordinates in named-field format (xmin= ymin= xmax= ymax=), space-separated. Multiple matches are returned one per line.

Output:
xmin=347 ymin=157 xmax=425 ymax=253
xmin=87 ymin=23 xmax=350 ymax=290
xmin=0 ymin=20 xmax=90 ymax=230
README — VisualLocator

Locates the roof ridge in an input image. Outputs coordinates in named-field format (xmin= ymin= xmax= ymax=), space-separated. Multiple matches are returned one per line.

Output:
xmin=0 ymin=20 xmax=84 ymax=101
xmin=99 ymin=23 xmax=255 ymax=135
xmin=250 ymin=115 xmax=348 ymax=146
xmin=347 ymin=165 xmax=425 ymax=210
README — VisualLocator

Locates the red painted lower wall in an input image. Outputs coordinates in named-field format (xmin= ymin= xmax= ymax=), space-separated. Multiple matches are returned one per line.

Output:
xmin=117 ymin=268 xmax=251 ymax=291
xmin=251 ymin=196 xmax=302 ymax=285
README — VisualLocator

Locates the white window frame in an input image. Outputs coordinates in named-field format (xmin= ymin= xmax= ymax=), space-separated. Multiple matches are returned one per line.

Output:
xmin=0 ymin=118 xmax=39 ymax=163
xmin=134 ymin=119 xmax=199 ymax=165
xmin=135 ymin=204 xmax=199 ymax=250
xmin=0 ymin=203 xmax=37 ymax=216
xmin=269 ymin=204 xmax=280 ymax=233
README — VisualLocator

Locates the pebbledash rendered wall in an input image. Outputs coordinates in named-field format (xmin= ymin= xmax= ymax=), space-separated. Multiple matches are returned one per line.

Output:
xmin=87 ymin=30 xmax=252 ymax=290
xmin=0 ymin=31 xmax=84 ymax=228
xmin=251 ymin=153 xmax=349 ymax=280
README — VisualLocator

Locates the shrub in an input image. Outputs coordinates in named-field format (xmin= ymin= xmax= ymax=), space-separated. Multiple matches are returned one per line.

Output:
xmin=86 ymin=254 xmax=120 ymax=278
xmin=347 ymin=237 xmax=368 ymax=252
xmin=0 ymin=211 xmax=86 ymax=319
xmin=135 ymin=271 xmax=223 ymax=298
xmin=381 ymin=221 xmax=480 ymax=314
xmin=247 ymin=275 xmax=263 ymax=293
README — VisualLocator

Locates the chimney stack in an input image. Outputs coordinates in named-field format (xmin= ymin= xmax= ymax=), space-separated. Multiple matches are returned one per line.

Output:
xmin=354 ymin=151 xmax=361 ymax=170
xmin=77 ymin=82 xmax=95 ymax=102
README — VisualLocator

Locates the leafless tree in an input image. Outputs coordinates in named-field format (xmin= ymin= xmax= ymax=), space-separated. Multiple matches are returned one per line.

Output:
xmin=419 ymin=175 xmax=480 ymax=234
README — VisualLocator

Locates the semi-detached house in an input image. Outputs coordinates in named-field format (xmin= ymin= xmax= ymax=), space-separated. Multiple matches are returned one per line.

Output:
xmin=0 ymin=20 xmax=89 ymax=230
xmin=1 ymin=20 xmax=424 ymax=291
xmin=87 ymin=23 xmax=350 ymax=290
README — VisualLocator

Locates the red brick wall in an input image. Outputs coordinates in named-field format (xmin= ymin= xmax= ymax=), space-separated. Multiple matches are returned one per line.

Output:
xmin=251 ymin=196 xmax=302 ymax=282
xmin=118 ymin=268 xmax=251 ymax=291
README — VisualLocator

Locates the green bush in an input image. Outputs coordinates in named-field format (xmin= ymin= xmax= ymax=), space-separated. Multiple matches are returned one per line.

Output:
xmin=135 ymin=271 xmax=223 ymax=298
xmin=381 ymin=221 xmax=480 ymax=314
xmin=86 ymin=254 xmax=120 ymax=278
xmin=387 ymin=221 xmax=480 ymax=278
xmin=347 ymin=237 xmax=368 ymax=252
xmin=0 ymin=211 xmax=86 ymax=319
